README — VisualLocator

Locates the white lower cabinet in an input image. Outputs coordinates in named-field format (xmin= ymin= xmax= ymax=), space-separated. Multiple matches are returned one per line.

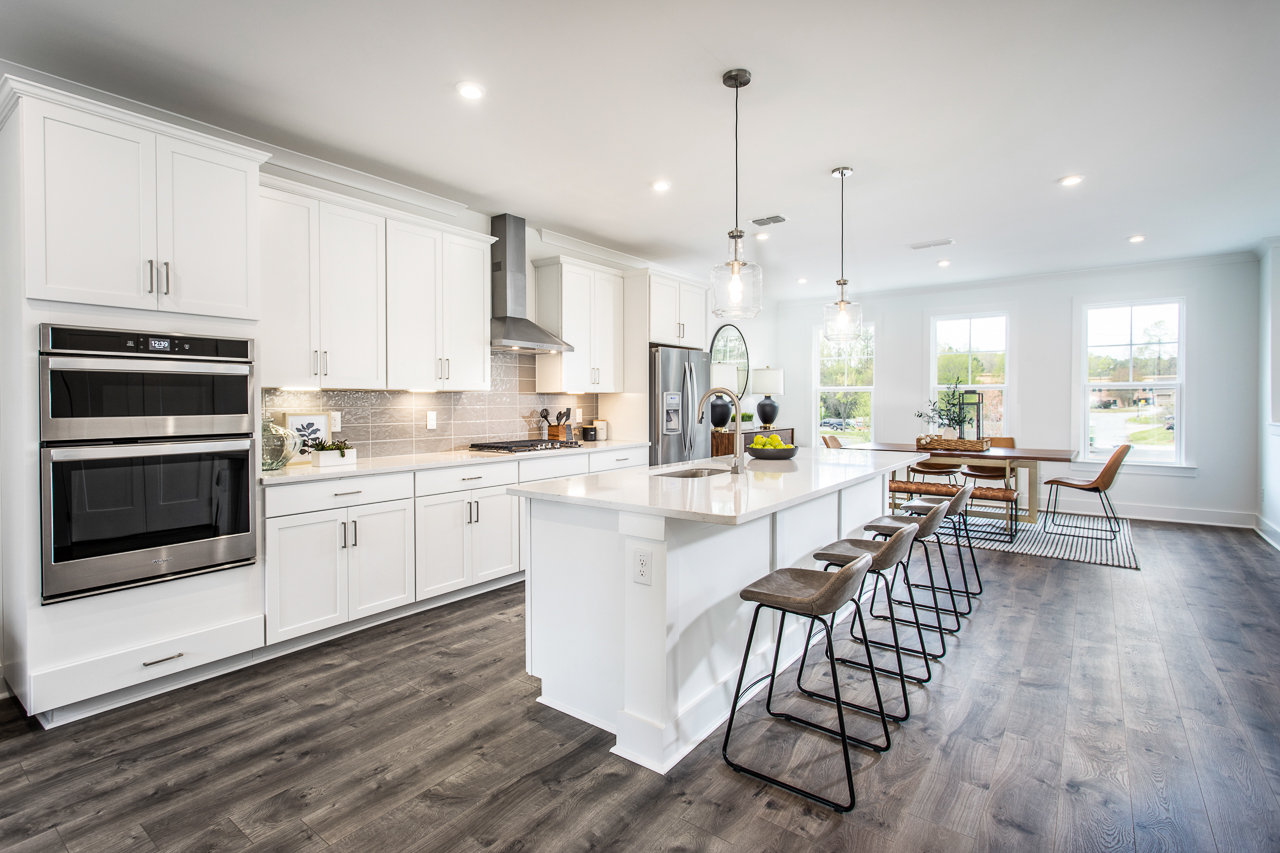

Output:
xmin=415 ymin=484 xmax=518 ymax=599
xmin=265 ymin=497 xmax=414 ymax=644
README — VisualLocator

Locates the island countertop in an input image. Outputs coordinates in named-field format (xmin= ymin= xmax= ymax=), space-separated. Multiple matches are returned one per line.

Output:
xmin=507 ymin=447 xmax=927 ymax=525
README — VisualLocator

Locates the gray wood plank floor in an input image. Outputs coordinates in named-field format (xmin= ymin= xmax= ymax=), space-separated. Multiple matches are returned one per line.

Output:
xmin=2 ymin=521 xmax=1279 ymax=852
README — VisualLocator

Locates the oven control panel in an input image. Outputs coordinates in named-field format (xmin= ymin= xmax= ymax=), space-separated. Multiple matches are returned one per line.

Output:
xmin=41 ymin=325 xmax=252 ymax=361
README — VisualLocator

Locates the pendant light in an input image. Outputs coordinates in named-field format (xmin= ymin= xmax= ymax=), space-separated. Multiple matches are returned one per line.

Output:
xmin=710 ymin=69 xmax=763 ymax=319
xmin=823 ymin=166 xmax=862 ymax=343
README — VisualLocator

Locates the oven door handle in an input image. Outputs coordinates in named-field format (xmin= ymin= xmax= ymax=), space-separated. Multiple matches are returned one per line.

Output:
xmin=47 ymin=439 xmax=252 ymax=461
xmin=44 ymin=356 xmax=251 ymax=375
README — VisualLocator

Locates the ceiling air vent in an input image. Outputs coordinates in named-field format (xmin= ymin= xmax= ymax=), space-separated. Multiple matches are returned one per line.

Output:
xmin=908 ymin=238 xmax=955 ymax=250
xmin=751 ymin=214 xmax=787 ymax=227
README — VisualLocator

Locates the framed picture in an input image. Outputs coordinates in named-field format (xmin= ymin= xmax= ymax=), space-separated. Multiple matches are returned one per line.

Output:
xmin=275 ymin=411 xmax=331 ymax=458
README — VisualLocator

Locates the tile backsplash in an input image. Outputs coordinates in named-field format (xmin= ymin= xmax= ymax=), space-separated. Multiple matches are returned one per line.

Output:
xmin=263 ymin=353 xmax=599 ymax=459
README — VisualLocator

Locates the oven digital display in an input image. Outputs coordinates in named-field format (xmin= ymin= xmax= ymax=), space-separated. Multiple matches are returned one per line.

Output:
xmin=148 ymin=338 xmax=172 ymax=351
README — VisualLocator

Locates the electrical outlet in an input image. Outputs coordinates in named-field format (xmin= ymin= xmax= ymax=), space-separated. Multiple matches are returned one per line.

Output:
xmin=331 ymin=411 xmax=342 ymax=432
xmin=633 ymin=547 xmax=653 ymax=586
xmin=427 ymin=411 xmax=437 ymax=430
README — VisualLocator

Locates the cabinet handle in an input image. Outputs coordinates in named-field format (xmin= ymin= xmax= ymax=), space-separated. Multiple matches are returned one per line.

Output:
xmin=616 ymin=457 xmax=630 ymax=461
xmin=352 ymin=520 xmax=357 ymax=546
xmin=334 ymin=490 xmax=362 ymax=497
xmin=445 ymin=359 xmax=450 ymax=379
xmin=474 ymin=500 xmax=480 ymax=523
xmin=462 ymin=476 xmax=482 ymax=481
xmin=341 ymin=521 xmax=347 ymax=548
xmin=313 ymin=350 xmax=319 ymax=376
xmin=322 ymin=351 xmax=329 ymax=376
xmin=143 ymin=652 xmax=184 ymax=667
xmin=438 ymin=358 xmax=443 ymax=380
xmin=147 ymin=259 xmax=155 ymax=294
xmin=163 ymin=261 xmax=171 ymax=295
xmin=466 ymin=501 xmax=472 ymax=524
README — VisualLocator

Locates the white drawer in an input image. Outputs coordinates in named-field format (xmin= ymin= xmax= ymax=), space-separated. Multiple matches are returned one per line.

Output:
xmin=590 ymin=449 xmax=647 ymax=473
xmin=30 ymin=615 xmax=263 ymax=712
xmin=266 ymin=473 xmax=414 ymax=518
xmin=519 ymin=454 xmax=589 ymax=483
xmin=416 ymin=461 xmax=519 ymax=496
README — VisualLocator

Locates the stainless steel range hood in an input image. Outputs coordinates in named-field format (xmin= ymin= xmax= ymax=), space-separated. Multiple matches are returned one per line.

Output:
xmin=490 ymin=214 xmax=573 ymax=353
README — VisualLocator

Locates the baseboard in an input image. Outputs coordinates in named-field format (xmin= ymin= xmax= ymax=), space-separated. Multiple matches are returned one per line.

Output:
xmin=1255 ymin=515 xmax=1280 ymax=552
xmin=1047 ymin=494 xmax=1256 ymax=528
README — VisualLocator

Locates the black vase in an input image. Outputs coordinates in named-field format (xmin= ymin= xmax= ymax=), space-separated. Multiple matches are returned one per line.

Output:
xmin=756 ymin=395 xmax=779 ymax=429
xmin=709 ymin=394 xmax=732 ymax=430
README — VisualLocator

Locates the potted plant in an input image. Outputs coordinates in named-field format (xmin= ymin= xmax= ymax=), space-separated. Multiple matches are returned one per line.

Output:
xmin=306 ymin=437 xmax=357 ymax=467
xmin=915 ymin=380 xmax=974 ymax=440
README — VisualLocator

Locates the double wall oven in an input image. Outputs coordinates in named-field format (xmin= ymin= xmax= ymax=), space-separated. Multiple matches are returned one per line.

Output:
xmin=39 ymin=325 xmax=256 ymax=603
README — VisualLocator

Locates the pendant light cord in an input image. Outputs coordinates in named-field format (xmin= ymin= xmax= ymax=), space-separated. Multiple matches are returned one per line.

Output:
xmin=734 ymin=85 xmax=740 ymax=231
xmin=840 ymin=171 xmax=845 ymax=280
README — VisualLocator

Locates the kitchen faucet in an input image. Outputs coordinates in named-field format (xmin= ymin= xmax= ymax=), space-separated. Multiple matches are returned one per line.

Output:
xmin=697 ymin=387 xmax=746 ymax=474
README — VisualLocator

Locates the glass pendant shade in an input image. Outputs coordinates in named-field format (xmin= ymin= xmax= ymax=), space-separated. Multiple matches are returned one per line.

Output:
xmin=823 ymin=297 xmax=862 ymax=343
xmin=711 ymin=232 xmax=763 ymax=319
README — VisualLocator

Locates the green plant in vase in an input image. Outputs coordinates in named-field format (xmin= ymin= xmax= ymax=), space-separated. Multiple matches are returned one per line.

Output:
xmin=915 ymin=380 xmax=974 ymax=438
xmin=305 ymin=437 xmax=354 ymax=457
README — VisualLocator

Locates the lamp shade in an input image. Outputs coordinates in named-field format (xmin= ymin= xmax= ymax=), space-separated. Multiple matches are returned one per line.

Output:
xmin=710 ymin=362 xmax=739 ymax=394
xmin=752 ymin=367 xmax=784 ymax=396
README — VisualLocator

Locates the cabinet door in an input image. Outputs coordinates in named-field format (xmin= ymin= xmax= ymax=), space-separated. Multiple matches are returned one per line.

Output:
xmin=648 ymin=275 xmax=681 ymax=346
xmin=679 ymin=283 xmax=708 ymax=350
xmin=387 ymin=219 xmax=443 ymax=391
xmin=319 ymin=203 xmax=386 ymax=389
xmin=440 ymin=234 xmax=490 ymax=391
xmin=472 ymin=485 xmax=519 ymax=583
xmin=348 ymin=498 xmax=416 ymax=621
xmin=559 ymin=265 xmax=594 ymax=391
xmin=415 ymin=492 xmax=472 ymax=599
xmin=22 ymin=99 xmax=158 ymax=310
xmin=592 ymin=271 xmax=624 ymax=392
xmin=258 ymin=188 xmax=320 ymax=388
xmin=156 ymin=136 xmax=260 ymax=319
xmin=265 ymin=508 xmax=348 ymax=644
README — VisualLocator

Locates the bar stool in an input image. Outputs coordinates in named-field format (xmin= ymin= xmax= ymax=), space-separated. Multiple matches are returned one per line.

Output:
xmin=807 ymin=523 xmax=925 ymax=722
xmin=862 ymin=502 xmax=964 ymax=642
xmin=900 ymin=483 xmax=980 ymax=607
xmin=722 ymin=555 xmax=883 ymax=813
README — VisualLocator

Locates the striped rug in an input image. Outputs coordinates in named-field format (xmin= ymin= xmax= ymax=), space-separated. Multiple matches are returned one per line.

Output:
xmin=937 ymin=512 xmax=1140 ymax=570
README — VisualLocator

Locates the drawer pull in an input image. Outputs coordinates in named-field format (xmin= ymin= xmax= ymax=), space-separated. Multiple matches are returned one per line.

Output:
xmin=462 ymin=476 xmax=482 ymax=481
xmin=616 ymin=457 xmax=630 ymax=461
xmin=143 ymin=652 xmax=184 ymax=667
xmin=334 ymin=490 xmax=363 ymax=496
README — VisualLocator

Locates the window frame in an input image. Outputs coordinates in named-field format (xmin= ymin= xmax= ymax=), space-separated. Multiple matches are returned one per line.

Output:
xmin=1080 ymin=297 xmax=1186 ymax=467
xmin=928 ymin=311 xmax=1010 ymax=438
xmin=814 ymin=321 xmax=875 ymax=447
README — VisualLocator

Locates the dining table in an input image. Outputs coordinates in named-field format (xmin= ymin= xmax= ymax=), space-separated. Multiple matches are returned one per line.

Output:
xmin=851 ymin=442 xmax=1076 ymax=526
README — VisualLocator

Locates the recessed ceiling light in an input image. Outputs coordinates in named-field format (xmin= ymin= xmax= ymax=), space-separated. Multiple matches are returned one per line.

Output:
xmin=798 ymin=278 xmax=807 ymax=284
xmin=456 ymin=82 xmax=485 ymax=99
xmin=652 ymin=180 xmax=671 ymax=192
xmin=1058 ymin=175 xmax=1084 ymax=186
xmin=937 ymin=259 xmax=951 ymax=267
xmin=755 ymin=233 xmax=769 ymax=241
xmin=1129 ymin=235 xmax=1145 ymax=243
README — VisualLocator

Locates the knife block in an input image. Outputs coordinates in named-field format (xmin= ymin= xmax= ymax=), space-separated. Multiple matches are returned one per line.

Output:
xmin=548 ymin=425 xmax=572 ymax=442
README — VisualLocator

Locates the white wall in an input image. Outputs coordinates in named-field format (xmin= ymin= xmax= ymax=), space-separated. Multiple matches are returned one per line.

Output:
xmin=706 ymin=302 xmax=779 ymax=420
xmin=777 ymin=252 xmax=1261 ymax=526
xmin=1257 ymin=239 xmax=1280 ymax=543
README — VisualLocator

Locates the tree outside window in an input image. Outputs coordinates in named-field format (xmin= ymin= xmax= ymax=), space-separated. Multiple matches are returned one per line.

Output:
xmin=817 ymin=325 xmax=873 ymax=444
xmin=932 ymin=315 xmax=1006 ymax=437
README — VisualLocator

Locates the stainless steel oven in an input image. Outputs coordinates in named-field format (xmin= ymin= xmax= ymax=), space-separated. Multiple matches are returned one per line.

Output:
xmin=39 ymin=325 xmax=256 ymax=603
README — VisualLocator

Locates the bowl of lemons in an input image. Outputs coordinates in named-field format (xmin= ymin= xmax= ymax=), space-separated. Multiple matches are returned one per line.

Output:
xmin=745 ymin=433 xmax=798 ymax=459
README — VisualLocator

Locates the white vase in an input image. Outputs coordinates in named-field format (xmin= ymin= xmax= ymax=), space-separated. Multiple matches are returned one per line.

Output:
xmin=311 ymin=449 xmax=358 ymax=467
xmin=942 ymin=427 xmax=958 ymax=440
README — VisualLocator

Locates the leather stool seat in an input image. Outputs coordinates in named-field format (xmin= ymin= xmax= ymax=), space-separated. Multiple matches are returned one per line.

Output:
xmin=741 ymin=561 xmax=869 ymax=617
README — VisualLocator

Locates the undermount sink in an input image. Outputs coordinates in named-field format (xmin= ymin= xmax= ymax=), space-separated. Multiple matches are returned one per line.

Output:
xmin=654 ymin=467 xmax=730 ymax=479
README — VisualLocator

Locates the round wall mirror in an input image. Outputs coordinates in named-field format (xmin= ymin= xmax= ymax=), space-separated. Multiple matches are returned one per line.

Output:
xmin=709 ymin=324 xmax=750 ymax=398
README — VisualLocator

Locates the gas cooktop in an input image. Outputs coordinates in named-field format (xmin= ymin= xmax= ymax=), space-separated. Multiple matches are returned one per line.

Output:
xmin=470 ymin=439 xmax=583 ymax=453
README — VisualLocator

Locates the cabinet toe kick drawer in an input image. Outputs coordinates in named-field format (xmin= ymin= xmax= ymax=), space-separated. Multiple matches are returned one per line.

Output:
xmin=29 ymin=616 xmax=264 ymax=713
xmin=589 ymin=450 xmax=646 ymax=473
xmin=416 ymin=461 xmax=519 ymax=496
xmin=266 ymin=473 xmax=414 ymax=518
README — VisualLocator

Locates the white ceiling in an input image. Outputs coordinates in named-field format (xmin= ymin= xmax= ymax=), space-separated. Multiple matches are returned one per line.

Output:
xmin=1 ymin=0 xmax=1278 ymax=301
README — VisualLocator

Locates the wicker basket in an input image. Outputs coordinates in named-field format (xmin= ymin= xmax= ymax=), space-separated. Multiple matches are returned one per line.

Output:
xmin=916 ymin=435 xmax=992 ymax=452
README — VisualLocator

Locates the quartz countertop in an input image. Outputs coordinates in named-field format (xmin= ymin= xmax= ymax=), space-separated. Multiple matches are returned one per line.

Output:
xmin=507 ymin=447 xmax=927 ymax=525
xmin=261 ymin=439 xmax=650 ymax=485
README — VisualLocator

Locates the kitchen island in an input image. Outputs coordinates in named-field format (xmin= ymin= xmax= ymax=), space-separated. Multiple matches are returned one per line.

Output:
xmin=508 ymin=446 xmax=926 ymax=774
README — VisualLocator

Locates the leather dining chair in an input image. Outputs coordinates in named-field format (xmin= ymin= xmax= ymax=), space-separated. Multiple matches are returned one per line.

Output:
xmin=823 ymin=435 xmax=844 ymax=448
xmin=960 ymin=436 xmax=1017 ymax=489
xmin=1042 ymin=444 xmax=1131 ymax=540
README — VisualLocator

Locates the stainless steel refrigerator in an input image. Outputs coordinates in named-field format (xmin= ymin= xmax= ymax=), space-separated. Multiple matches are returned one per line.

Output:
xmin=650 ymin=346 xmax=711 ymax=466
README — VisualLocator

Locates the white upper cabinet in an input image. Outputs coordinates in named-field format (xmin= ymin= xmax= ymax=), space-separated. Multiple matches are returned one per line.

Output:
xmin=637 ymin=271 xmax=708 ymax=350
xmin=678 ymin=282 xmax=708 ymax=350
xmin=319 ymin=203 xmax=386 ymax=389
xmin=440 ymin=233 xmax=491 ymax=391
xmin=258 ymin=188 xmax=320 ymax=389
xmin=533 ymin=257 xmax=624 ymax=393
xmin=6 ymin=79 xmax=268 ymax=317
xmin=648 ymin=274 xmax=681 ymax=347
xmin=386 ymin=219 xmax=442 ymax=391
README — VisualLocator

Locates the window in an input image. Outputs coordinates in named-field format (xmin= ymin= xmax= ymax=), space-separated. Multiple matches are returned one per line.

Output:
xmin=932 ymin=314 xmax=1006 ymax=437
xmin=817 ymin=324 xmax=874 ymax=444
xmin=1085 ymin=301 xmax=1182 ymax=464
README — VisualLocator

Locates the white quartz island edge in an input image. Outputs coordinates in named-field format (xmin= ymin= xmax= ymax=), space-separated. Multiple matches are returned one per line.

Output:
xmin=512 ymin=447 xmax=927 ymax=775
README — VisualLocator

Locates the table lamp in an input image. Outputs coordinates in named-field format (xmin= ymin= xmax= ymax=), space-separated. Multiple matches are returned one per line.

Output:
xmin=751 ymin=367 xmax=784 ymax=429
xmin=709 ymin=362 xmax=738 ymax=431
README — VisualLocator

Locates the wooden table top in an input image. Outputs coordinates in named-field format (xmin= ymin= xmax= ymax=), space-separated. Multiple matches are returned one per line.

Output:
xmin=854 ymin=442 xmax=1076 ymax=463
